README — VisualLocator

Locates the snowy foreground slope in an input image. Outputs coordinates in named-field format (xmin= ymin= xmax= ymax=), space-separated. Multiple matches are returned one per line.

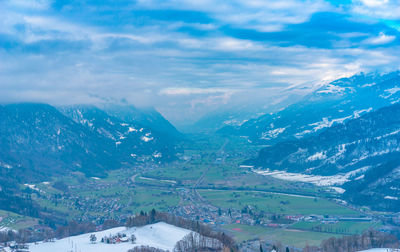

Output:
xmin=358 ymin=249 xmax=400 ymax=252
xmin=17 ymin=222 xmax=191 ymax=252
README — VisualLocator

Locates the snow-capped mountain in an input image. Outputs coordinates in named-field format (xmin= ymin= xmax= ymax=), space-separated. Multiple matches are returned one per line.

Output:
xmin=250 ymin=102 xmax=400 ymax=175
xmin=60 ymin=105 xmax=180 ymax=162
xmin=0 ymin=103 xmax=180 ymax=183
xmin=0 ymin=103 xmax=115 ymax=181
xmin=220 ymin=71 xmax=400 ymax=145
xmin=249 ymin=102 xmax=400 ymax=211
xmin=102 ymin=104 xmax=182 ymax=139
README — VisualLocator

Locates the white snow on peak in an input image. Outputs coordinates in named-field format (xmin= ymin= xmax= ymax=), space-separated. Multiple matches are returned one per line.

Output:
xmin=306 ymin=152 xmax=327 ymax=162
xmin=299 ymin=108 xmax=372 ymax=137
xmin=330 ymin=187 xmax=346 ymax=194
xmin=0 ymin=162 xmax=12 ymax=169
xmin=309 ymin=116 xmax=352 ymax=131
xmin=153 ymin=152 xmax=162 ymax=158
xmin=381 ymin=87 xmax=400 ymax=99
xmin=361 ymin=83 xmax=376 ymax=88
xmin=316 ymin=84 xmax=345 ymax=94
xmin=353 ymin=108 xmax=372 ymax=118
xmin=141 ymin=136 xmax=154 ymax=142
xmin=223 ymin=119 xmax=248 ymax=126
xmin=375 ymin=129 xmax=400 ymax=140
xmin=27 ymin=222 xmax=191 ymax=252
xmin=128 ymin=127 xmax=137 ymax=132
xmin=384 ymin=196 xmax=399 ymax=200
xmin=316 ymin=84 xmax=354 ymax=95
xmin=261 ymin=127 xmax=287 ymax=140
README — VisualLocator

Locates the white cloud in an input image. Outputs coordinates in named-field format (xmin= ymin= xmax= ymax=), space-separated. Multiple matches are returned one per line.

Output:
xmin=7 ymin=0 xmax=51 ymax=10
xmin=159 ymin=87 xmax=231 ymax=96
xmin=364 ymin=32 xmax=396 ymax=45
xmin=352 ymin=0 xmax=400 ymax=20
xmin=360 ymin=0 xmax=389 ymax=7
xmin=137 ymin=0 xmax=331 ymax=32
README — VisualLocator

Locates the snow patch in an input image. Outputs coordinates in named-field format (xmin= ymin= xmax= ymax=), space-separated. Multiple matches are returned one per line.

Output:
xmin=141 ymin=136 xmax=154 ymax=142
xmin=330 ymin=187 xmax=346 ymax=194
xmin=353 ymin=108 xmax=372 ymax=118
xmin=381 ymin=87 xmax=400 ymax=99
xmin=152 ymin=152 xmax=162 ymax=158
xmin=254 ymin=167 xmax=369 ymax=187
xmin=306 ymin=152 xmax=327 ymax=162
xmin=361 ymin=83 xmax=376 ymax=88
xmin=310 ymin=116 xmax=352 ymax=132
xmin=27 ymin=222 xmax=191 ymax=252
xmin=24 ymin=184 xmax=39 ymax=191
xmin=261 ymin=127 xmax=287 ymax=140
xmin=316 ymin=84 xmax=351 ymax=94
xmin=128 ymin=127 xmax=137 ymax=132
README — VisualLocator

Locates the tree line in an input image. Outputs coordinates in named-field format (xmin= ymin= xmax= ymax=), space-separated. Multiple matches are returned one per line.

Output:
xmin=126 ymin=209 xmax=237 ymax=251
xmin=302 ymin=229 xmax=399 ymax=252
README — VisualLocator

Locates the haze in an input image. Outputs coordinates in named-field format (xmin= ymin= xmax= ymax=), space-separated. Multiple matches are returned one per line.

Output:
xmin=1 ymin=0 xmax=400 ymax=126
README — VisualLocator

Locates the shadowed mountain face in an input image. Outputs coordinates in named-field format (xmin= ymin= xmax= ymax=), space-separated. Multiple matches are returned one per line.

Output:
xmin=102 ymin=104 xmax=182 ymax=139
xmin=250 ymin=102 xmax=400 ymax=175
xmin=220 ymin=71 xmax=400 ymax=145
xmin=249 ymin=102 xmax=400 ymax=211
xmin=0 ymin=103 xmax=181 ymax=183
xmin=60 ymin=105 xmax=181 ymax=162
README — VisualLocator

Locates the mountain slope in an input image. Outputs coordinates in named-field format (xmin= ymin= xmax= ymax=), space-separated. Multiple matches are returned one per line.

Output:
xmin=249 ymin=102 xmax=400 ymax=211
xmin=102 ymin=104 xmax=182 ymax=139
xmin=0 ymin=103 xmax=116 ymax=181
xmin=250 ymin=102 xmax=400 ymax=175
xmin=0 ymin=103 xmax=181 ymax=184
xmin=59 ymin=105 xmax=180 ymax=161
xmin=221 ymin=71 xmax=400 ymax=145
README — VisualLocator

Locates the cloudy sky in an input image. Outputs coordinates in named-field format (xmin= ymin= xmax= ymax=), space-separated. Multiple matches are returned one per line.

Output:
xmin=1 ymin=0 xmax=400 ymax=124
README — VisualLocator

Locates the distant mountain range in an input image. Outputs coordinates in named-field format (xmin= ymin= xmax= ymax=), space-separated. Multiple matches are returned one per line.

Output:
xmin=238 ymin=71 xmax=400 ymax=211
xmin=250 ymin=102 xmax=400 ymax=211
xmin=220 ymin=71 xmax=400 ymax=145
xmin=0 ymin=103 xmax=181 ymax=183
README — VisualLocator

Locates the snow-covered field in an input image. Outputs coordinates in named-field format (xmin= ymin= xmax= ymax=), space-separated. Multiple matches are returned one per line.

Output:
xmin=13 ymin=222 xmax=191 ymax=252
xmin=253 ymin=167 xmax=368 ymax=193
xmin=254 ymin=169 xmax=349 ymax=187
xmin=358 ymin=249 xmax=400 ymax=252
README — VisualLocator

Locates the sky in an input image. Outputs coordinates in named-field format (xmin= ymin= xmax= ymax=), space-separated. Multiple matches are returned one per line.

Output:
xmin=1 ymin=0 xmax=400 ymax=124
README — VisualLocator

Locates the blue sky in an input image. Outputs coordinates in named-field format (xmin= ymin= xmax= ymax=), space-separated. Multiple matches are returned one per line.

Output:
xmin=1 ymin=0 xmax=400 ymax=123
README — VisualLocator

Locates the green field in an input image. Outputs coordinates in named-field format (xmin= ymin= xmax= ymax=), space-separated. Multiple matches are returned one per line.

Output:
xmin=32 ymin=175 xmax=181 ymax=220
xmin=290 ymin=221 xmax=381 ymax=235
xmin=0 ymin=210 xmax=38 ymax=230
xmin=199 ymin=189 xmax=359 ymax=215
xmin=223 ymin=223 xmax=343 ymax=247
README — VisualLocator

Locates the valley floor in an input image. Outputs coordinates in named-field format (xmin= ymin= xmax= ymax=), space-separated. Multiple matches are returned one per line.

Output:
xmin=1 ymin=135 xmax=396 ymax=250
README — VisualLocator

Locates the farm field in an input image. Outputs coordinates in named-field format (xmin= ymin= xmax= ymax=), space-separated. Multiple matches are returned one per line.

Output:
xmin=0 ymin=210 xmax=38 ymax=230
xmin=199 ymin=189 xmax=359 ymax=216
xmin=290 ymin=221 xmax=381 ymax=235
xmin=223 ymin=223 xmax=343 ymax=247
